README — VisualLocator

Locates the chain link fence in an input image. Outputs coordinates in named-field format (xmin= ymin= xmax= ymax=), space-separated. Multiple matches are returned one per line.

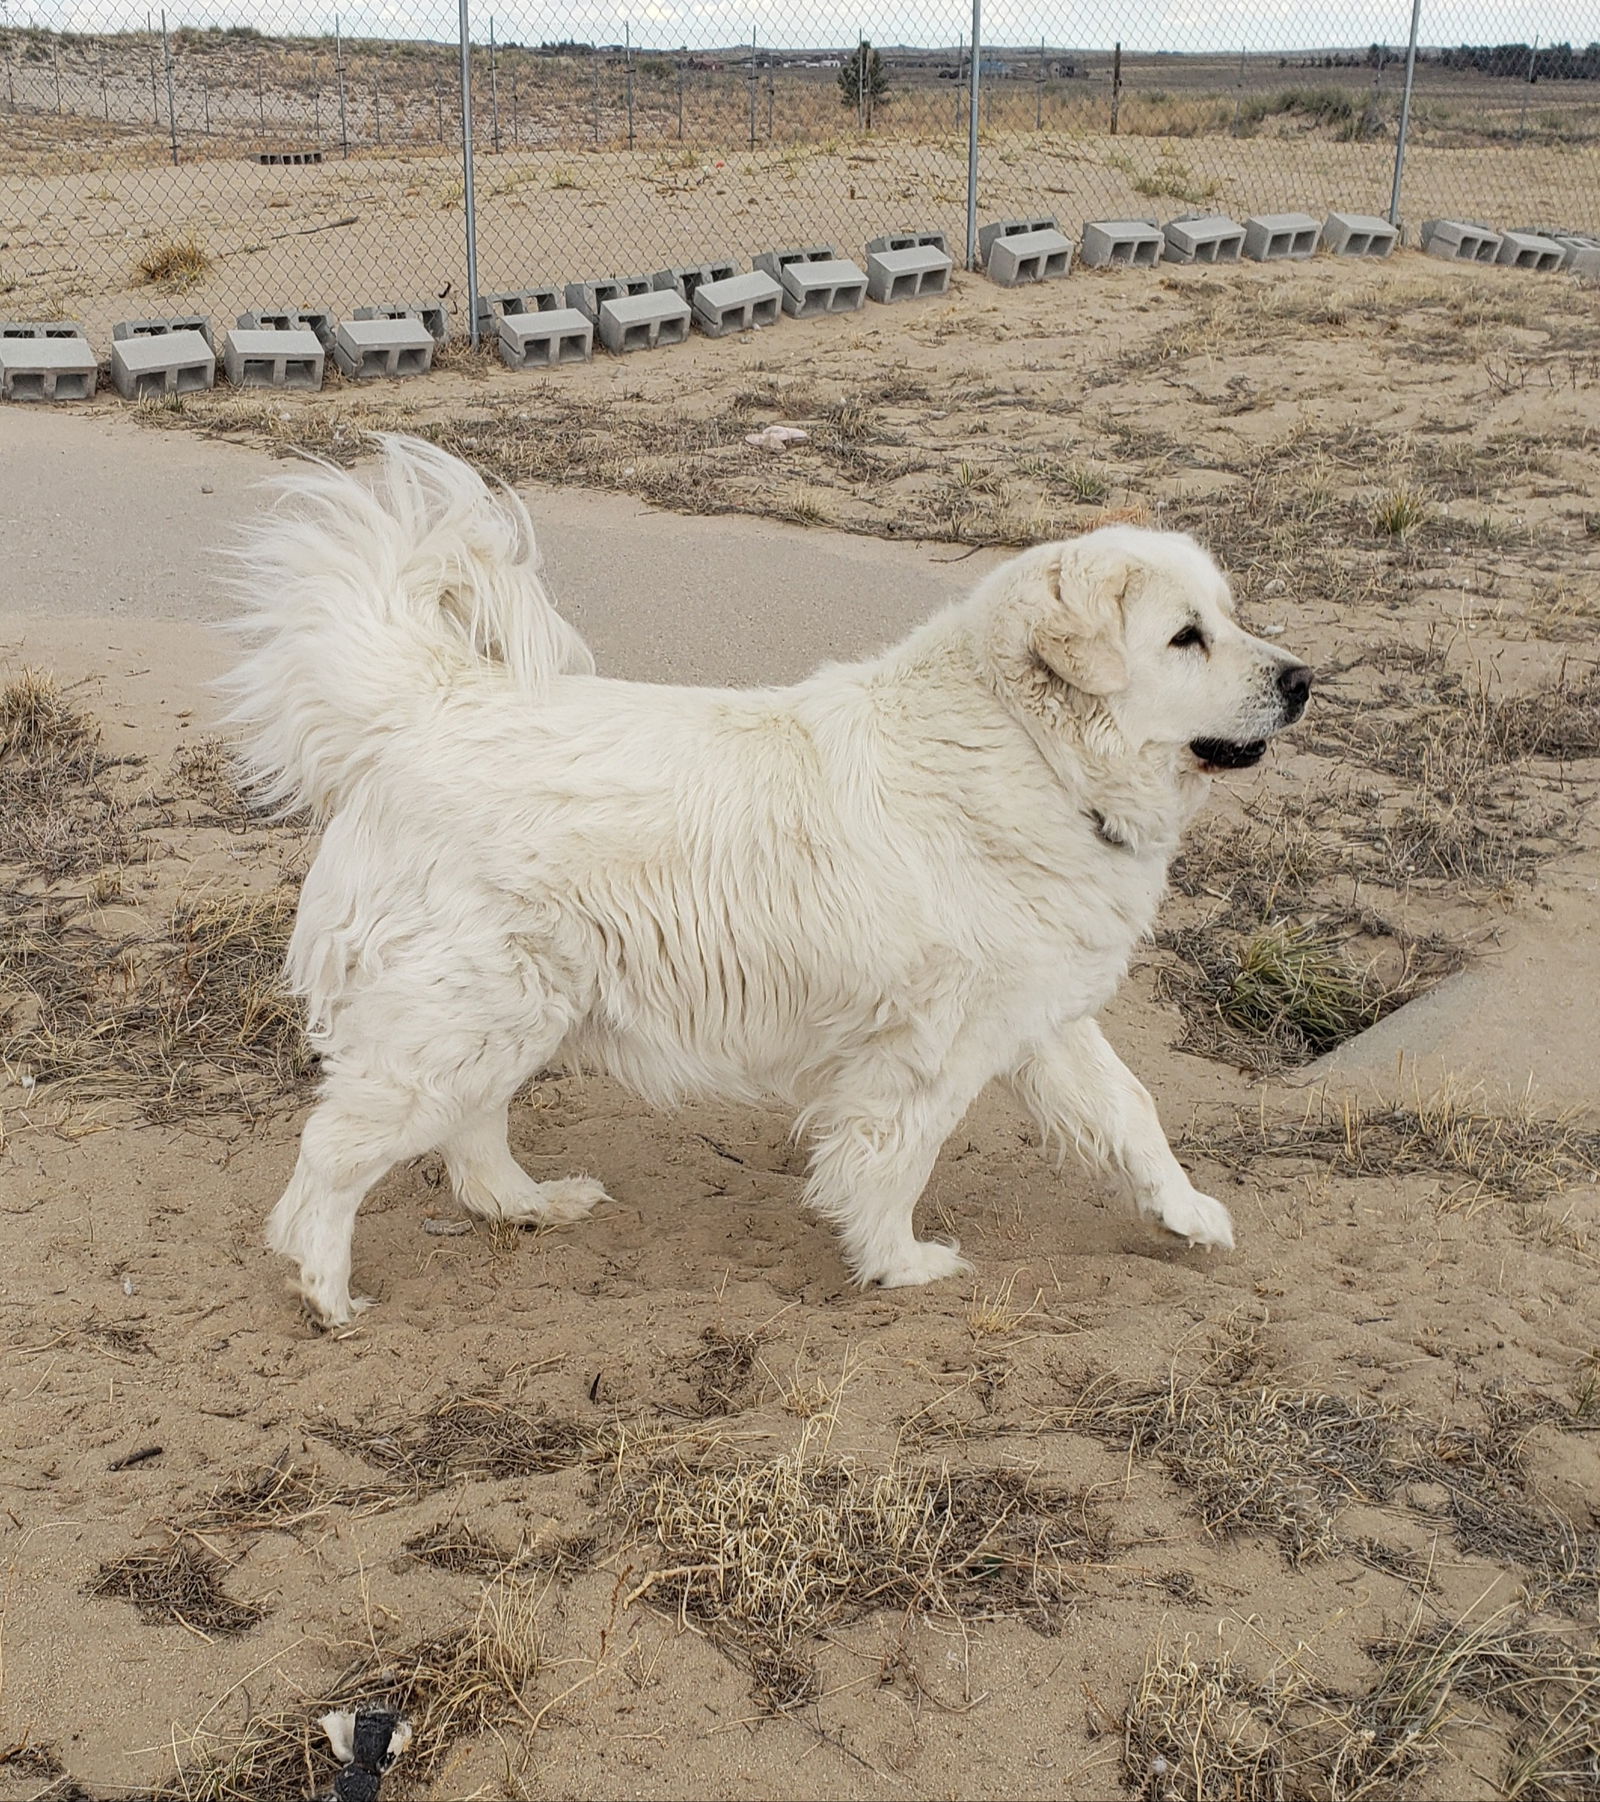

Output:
xmin=2 ymin=0 xmax=1597 ymax=340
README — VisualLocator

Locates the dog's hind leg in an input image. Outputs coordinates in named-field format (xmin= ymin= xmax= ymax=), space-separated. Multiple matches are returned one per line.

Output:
xmin=266 ymin=969 xmax=582 ymax=1327
xmin=1008 ymin=1018 xmax=1234 ymax=1251
xmin=440 ymin=1099 xmax=609 ymax=1225
xmin=803 ymin=1074 xmax=978 ymax=1289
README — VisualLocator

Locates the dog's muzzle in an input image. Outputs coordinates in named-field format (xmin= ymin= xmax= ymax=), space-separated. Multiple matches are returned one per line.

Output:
xmin=1189 ymin=664 xmax=1314 ymax=773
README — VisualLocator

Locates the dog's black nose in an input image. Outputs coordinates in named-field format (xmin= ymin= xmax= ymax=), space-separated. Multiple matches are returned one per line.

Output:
xmin=1278 ymin=664 xmax=1314 ymax=705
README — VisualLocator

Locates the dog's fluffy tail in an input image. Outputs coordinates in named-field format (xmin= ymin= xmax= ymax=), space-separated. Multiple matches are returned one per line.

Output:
xmin=223 ymin=434 xmax=594 ymax=819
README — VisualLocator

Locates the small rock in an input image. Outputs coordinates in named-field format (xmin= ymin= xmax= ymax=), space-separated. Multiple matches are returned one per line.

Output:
xmin=422 ymin=1217 xmax=471 ymax=1237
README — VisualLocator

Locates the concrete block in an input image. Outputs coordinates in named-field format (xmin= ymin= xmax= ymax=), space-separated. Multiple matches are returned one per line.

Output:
xmin=752 ymin=246 xmax=835 ymax=281
xmin=1494 ymin=229 xmax=1565 ymax=271
xmin=0 ymin=332 xmax=97 ymax=401
xmin=257 ymin=148 xmax=322 ymax=164
xmin=691 ymin=270 xmax=782 ymax=337
xmin=977 ymin=216 xmax=1057 ymax=265
xmin=0 ymin=319 xmax=88 ymax=338
xmin=110 ymin=329 xmax=214 ymax=399
xmin=652 ymin=260 xmax=740 ymax=302
xmin=114 ymin=314 xmax=214 ymax=350
xmin=867 ymin=230 xmax=950 ymax=255
xmin=866 ymin=242 xmax=953 ymax=303
xmin=1555 ymin=235 xmax=1600 ymax=280
xmin=778 ymin=257 xmax=869 ymax=318
xmin=1320 ymin=212 xmax=1399 ymax=257
xmin=987 ymin=229 xmax=1074 ymax=287
xmin=354 ymin=301 xmax=449 ymax=342
xmin=597 ymin=289 xmax=692 ymax=353
xmin=474 ymin=288 xmax=561 ymax=336
xmin=223 ymin=327 xmax=324 ymax=390
xmin=1079 ymin=219 xmax=1163 ymax=268
xmin=236 ymin=307 xmax=335 ymax=350
xmin=333 ymin=316 xmax=434 ymax=380
xmin=1162 ymin=216 xmax=1245 ymax=264
xmin=496 ymin=307 xmax=593 ymax=368
xmin=563 ymin=276 xmax=654 ymax=323
xmin=1243 ymin=212 xmax=1321 ymax=260
xmin=1421 ymin=219 xmax=1502 ymax=263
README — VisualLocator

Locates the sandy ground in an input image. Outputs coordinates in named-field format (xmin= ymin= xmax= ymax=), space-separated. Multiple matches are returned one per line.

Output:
xmin=2 ymin=255 xmax=1600 ymax=1802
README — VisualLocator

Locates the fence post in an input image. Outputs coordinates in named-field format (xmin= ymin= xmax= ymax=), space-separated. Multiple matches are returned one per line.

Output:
xmin=749 ymin=29 xmax=757 ymax=151
xmin=161 ymin=10 xmax=178 ymax=164
xmin=490 ymin=15 xmax=501 ymax=152
xmin=965 ymin=0 xmax=981 ymax=268
xmin=625 ymin=20 xmax=633 ymax=151
xmin=335 ymin=13 xmax=349 ymax=158
xmin=1388 ymin=0 xmax=1421 ymax=226
xmin=458 ymin=0 xmax=480 ymax=346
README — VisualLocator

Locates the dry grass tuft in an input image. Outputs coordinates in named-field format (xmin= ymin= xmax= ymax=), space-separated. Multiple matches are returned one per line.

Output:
xmin=185 ymin=1452 xmax=396 ymax=1536
xmin=1056 ymin=1367 xmax=1409 ymax=1566
xmin=172 ymin=734 xmax=258 ymax=825
xmin=403 ymin=1522 xmax=517 ymax=1577
xmin=134 ymin=232 xmax=212 ymax=289
xmin=1125 ymin=1608 xmax=1600 ymax=1802
xmin=3 ymin=882 xmax=310 ymax=1121
xmin=153 ymin=1577 xmax=542 ymax=1801
xmin=1191 ymin=1087 xmax=1600 ymax=1205
xmin=0 ymin=669 xmax=141 ymax=879
xmin=689 ymin=1324 xmax=765 ymax=1418
xmin=615 ymin=1432 xmax=1109 ymax=1709
xmin=1157 ymin=915 xmax=1460 ymax=1071
xmin=317 ymin=1391 xmax=596 ymax=1490
xmin=89 ymin=1534 xmax=266 ymax=1638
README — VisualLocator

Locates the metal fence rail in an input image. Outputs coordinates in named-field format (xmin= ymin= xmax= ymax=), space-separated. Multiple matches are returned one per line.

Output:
xmin=2 ymin=0 xmax=1597 ymax=341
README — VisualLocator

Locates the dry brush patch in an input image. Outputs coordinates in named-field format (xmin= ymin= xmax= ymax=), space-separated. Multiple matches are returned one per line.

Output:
xmin=614 ymin=1432 xmax=1113 ymax=1709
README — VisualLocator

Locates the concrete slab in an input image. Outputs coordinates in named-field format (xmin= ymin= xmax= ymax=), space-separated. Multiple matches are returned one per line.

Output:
xmin=1301 ymin=885 xmax=1600 ymax=1114
xmin=110 ymin=329 xmax=215 ymax=399
xmin=222 ymin=327 xmax=325 ymax=390
xmin=0 ymin=408 xmax=1007 ymax=689
xmin=0 ymin=333 xmax=97 ymax=402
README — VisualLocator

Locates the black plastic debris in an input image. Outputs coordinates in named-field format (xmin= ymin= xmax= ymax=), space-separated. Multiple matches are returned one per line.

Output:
xmin=319 ymin=1704 xmax=412 ymax=1802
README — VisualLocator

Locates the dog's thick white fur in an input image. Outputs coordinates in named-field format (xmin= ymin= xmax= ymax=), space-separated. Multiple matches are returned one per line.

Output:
xmin=228 ymin=437 xmax=1311 ymax=1326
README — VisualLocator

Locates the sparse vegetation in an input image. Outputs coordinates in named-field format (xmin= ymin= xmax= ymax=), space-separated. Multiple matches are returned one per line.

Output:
xmin=134 ymin=233 xmax=213 ymax=290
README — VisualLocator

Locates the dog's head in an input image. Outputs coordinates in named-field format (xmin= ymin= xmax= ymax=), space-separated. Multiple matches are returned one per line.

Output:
xmin=982 ymin=526 xmax=1311 ymax=771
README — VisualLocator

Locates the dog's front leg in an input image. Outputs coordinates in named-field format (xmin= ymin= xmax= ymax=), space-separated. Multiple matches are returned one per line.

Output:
xmin=802 ymin=1076 xmax=978 ymax=1288
xmin=1008 ymin=1018 xmax=1234 ymax=1250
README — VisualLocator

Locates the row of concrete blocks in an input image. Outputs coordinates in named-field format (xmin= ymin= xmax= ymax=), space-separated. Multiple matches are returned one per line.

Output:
xmin=1419 ymin=220 xmax=1600 ymax=275
xmin=0 ymin=302 xmax=462 ymax=399
xmin=475 ymin=233 xmax=957 ymax=368
xmin=977 ymin=210 xmax=1410 ymax=285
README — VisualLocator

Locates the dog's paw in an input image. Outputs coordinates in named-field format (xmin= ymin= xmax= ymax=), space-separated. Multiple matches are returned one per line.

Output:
xmin=526 ymin=1176 xmax=609 ymax=1224
xmin=303 ymin=1284 xmax=374 ymax=1330
xmin=1153 ymin=1188 xmax=1235 ymax=1252
xmin=873 ymin=1238 xmax=973 ymax=1288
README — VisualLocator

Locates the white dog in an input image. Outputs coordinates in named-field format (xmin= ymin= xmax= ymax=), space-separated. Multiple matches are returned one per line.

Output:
xmin=228 ymin=437 xmax=1311 ymax=1326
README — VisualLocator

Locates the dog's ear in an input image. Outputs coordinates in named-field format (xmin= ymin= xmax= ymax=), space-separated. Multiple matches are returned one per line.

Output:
xmin=1029 ymin=542 xmax=1133 ymax=698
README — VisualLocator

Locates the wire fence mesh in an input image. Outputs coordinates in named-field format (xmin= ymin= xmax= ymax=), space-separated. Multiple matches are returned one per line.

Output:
xmin=2 ymin=0 xmax=1597 ymax=341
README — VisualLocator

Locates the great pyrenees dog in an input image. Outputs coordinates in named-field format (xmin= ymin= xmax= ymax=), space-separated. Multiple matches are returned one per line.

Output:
xmin=230 ymin=437 xmax=1311 ymax=1326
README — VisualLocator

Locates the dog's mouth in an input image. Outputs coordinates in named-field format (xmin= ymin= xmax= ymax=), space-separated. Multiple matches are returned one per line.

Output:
xmin=1189 ymin=737 xmax=1268 ymax=772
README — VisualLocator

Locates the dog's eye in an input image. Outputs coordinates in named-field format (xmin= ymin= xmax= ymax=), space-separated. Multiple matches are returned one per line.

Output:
xmin=1169 ymin=625 xmax=1207 ymax=651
